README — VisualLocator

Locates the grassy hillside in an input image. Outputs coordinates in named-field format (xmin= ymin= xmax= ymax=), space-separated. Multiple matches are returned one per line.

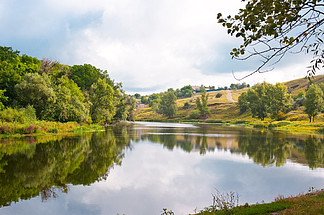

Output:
xmin=284 ymin=75 xmax=324 ymax=96
xmin=134 ymin=75 xmax=324 ymax=134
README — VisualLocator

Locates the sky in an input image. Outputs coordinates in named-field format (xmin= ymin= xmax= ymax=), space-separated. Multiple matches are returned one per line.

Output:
xmin=0 ymin=0 xmax=319 ymax=95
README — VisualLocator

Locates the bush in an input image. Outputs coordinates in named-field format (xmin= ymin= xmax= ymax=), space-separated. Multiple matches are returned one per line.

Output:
xmin=216 ymin=93 xmax=222 ymax=98
xmin=0 ymin=106 xmax=37 ymax=124
xmin=0 ymin=108 xmax=25 ymax=123
xmin=183 ymin=102 xmax=190 ymax=109
xmin=188 ymin=110 xmax=200 ymax=119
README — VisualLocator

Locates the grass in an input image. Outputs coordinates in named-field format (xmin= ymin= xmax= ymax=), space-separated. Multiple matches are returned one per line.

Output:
xmin=195 ymin=190 xmax=324 ymax=215
xmin=0 ymin=121 xmax=105 ymax=137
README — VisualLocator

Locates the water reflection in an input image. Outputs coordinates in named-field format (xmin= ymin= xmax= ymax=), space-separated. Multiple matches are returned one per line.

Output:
xmin=0 ymin=122 xmax=323 ymax=212
xmin=0 ymin=126 xmax=132 ymax=208
xmin=134 ymin=123 xmax=324 ymax=168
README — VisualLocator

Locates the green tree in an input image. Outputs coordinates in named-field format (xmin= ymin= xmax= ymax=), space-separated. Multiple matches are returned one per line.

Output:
xmin=238 ymin=91 xmax=249 ymax=114
xmin=246 ymin=83 xmax=268 ymax=120
xmin=196 ymin=89 xmax=210 ymax=116
xmin=48 ymin=77 xmax=89 ymax=123
xmin=267 ymin=83 xmax=290 ymax=119
xmin=158 ymin=91 xmax=177 ymax=118
xmin=217 ymin=0 xmax=324 ymax=79
xmin=69 ymin=64 xmax=108 ymax=91
xmin=134 ymin=93 xmax=141 ymax=99
xmin=0 ymin=90 xmax=8 ymax=111
xmin=238 ymin=82 xmax=289 ymax=120
xmin=304 ymin=84 xmax=323 ymax=122
xmin=15 ymin=73 xmax=55 ymax=119
xmin=89 ymin=78 xmax=116 ymax=123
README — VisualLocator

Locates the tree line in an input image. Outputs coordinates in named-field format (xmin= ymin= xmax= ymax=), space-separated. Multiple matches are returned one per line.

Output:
xmin=238 ymin=81 xmax=324 ymax=122
xmin=0 ymin=46 xmax=136 ymax=124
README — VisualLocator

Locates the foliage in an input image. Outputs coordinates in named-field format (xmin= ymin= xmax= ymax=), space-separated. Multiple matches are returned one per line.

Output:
xmin=238 ymin=92 xmax=249 ymax=114
xmin=176 ymin=85 xmax=193 ymax=98
xmin=69 ymin=64 xmax=108 ymax=91
xmin=15 ymin=73 xmax=55 ymax=118
xmin=217 ymin=0 xmax=324 ymax=79
xmin=89 ymin=78 xmax=116 ymax=124
xmin=183 ymin=101 xmax=190 ymax=109
xmin=161 ymin=208 xmax=175 ymax=215
xmin=304 ymin=84 xmax=323 ymax=122
xmin=230 ymin=82 xmax=248 ymax=90
xmin=215 ymin=93 xmax=222 ymax=98
xmin=196 ymin=89 xmax=210 ymax=116
xmin=158 ymin=91 xmax=177 ymax=118
xmin=237 ymin=82 xmax=289 ymax=120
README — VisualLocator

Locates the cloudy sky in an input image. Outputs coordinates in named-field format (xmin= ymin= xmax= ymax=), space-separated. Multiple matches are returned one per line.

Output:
xmin=0 ymin=0 xmax=317 ymax=94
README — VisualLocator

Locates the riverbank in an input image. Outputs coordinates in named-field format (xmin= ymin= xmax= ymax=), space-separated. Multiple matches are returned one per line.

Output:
xmin=135 ymin=119 xmax=324 ymax=136
xmin=0 ymin=121 xmax=105 ymax=137
xmin=194 ymin=189 xmax=324 ymax=215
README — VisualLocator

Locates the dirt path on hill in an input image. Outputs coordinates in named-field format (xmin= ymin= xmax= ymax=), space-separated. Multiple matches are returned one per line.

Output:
xmin=226 ymin=90 xmax=237 ymax=103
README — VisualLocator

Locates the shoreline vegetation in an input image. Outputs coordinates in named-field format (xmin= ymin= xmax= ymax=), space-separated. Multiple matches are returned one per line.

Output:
xmin=191 ymin=189 xmax=324 ymax=215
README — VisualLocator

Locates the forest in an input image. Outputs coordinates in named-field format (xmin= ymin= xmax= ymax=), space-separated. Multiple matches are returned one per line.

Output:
xmin=0 ymin=46 xmax=136 ymax=126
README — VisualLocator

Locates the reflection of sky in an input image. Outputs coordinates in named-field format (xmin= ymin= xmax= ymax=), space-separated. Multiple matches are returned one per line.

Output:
xmin=1 ymin=141 xmax=324 ymax=215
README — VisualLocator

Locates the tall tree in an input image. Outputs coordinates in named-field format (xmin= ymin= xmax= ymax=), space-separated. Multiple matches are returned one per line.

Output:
xmin=89 ymin=78 xmax=116 ymax=124
xmin=15 ymin=73 xmax=55 ymax=119
xmin=217 ymin=0 xmax=324 ymax=79
xmin=304 ymin=84 xmax=323 ymax=122
xmin=196 ymin=89 xmax=210 ymax=116
xmin=158 ymin=91 xmax=177 ymax=118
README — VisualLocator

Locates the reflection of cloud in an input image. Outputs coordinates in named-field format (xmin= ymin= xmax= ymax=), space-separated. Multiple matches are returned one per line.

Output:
xmin=1 ymin=141 xmax=323 ymax=215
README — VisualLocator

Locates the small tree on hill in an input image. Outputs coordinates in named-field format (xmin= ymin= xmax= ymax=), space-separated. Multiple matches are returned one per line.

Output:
xmin=304 ymin=84 xmax=323 ymax=122
xmin=196 ymin=89 xmax=210 ymax=117
xmin=158 ymin=91 xmax=177 ymax=118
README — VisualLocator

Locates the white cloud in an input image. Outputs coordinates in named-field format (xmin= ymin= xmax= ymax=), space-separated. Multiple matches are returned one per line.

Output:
xmin=1 ymin=0 xmax=319 ymax=94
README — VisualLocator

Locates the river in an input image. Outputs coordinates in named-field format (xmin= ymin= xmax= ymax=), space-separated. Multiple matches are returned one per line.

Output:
xmin=0 ymin=122 xmax=323 ymax=215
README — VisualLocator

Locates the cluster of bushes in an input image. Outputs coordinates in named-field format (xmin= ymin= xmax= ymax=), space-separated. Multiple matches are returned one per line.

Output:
xmin=0 ymin=46 xmax=136 ymax=125
xmin=238 ymin=81 xmax=324 ymax=122
xmin=138 ymin=85 xmax=194 ymax=107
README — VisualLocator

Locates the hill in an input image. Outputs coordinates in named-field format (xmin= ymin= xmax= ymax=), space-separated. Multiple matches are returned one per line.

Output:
xmin=134 ymin=75 xmax=324 ymax=134
xmin=284 ymin=75 xmax=324 ymax=96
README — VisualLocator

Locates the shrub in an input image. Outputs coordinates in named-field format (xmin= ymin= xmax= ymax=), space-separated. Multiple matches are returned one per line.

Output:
xmin=0 ymin=108 xmax=24 ymax=123
xmin=183 ymin=102 xmax=190 ymax=109
xmin=216 ymin=93 xmax=222 ymax=98
xmin=188 ymin=110 xmax=200 ymax=119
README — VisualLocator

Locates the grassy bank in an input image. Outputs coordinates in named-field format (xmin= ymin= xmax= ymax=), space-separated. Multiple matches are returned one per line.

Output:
xmin=0 ymin=121 xmax=105 ymax=136
xmin=194 ymin=189 xmax=324 ymax=215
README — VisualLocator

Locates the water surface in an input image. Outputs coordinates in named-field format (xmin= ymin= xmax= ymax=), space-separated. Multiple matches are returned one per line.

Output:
xmin=0 ymin=122 xmax=323 ymax=215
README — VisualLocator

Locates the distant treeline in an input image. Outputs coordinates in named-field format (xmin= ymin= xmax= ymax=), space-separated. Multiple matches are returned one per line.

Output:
xmin=0 ymin=46 xmax=136 ymax=124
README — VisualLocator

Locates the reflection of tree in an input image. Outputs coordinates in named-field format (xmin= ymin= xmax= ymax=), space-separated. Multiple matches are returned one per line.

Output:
xmin=304 ymin=136 xmax=324 ymax=169
xmin=0 ymin=127 xmax=131 ymax=207
xmin=238 ymin=130 xmax=292 ymax=167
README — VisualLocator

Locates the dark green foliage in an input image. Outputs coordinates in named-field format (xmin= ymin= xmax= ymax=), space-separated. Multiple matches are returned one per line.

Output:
xmin=0 ymin=46 xmax=133 ymax=124
xmin=183 ymin=101 xmax=190 ymax=109
xmin=176 ymin=85 xmax=193 ymax=98
xmin=134 ymin=93 xmax=141 ymax=99
xmin=69 ymin=64 xmax=108 ymax=91
xmin=158 ymin=91 xmax=177 ymax=118
xmin=216 ymin=93 xmax=222 ymax=98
